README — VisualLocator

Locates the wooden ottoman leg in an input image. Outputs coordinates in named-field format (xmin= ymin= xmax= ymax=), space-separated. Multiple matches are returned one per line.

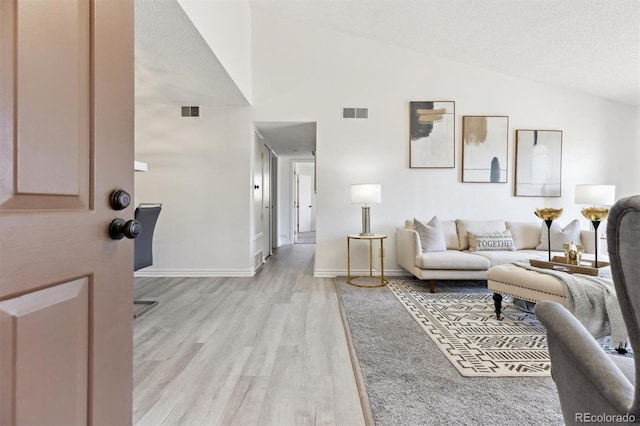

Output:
xmin=429 ymin=279 xmax=435 ymax=293
xmin=493 ymin=293 xmax=503 ymax=320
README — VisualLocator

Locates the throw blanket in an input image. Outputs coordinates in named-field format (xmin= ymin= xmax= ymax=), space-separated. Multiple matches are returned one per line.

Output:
xmin=513 ymin=261 xmax=628 ymax=347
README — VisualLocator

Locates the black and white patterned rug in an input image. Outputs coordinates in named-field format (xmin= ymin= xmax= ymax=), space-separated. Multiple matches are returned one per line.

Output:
xmin=388 ymin=279 xmax=632 ymax=377
xmin=388 ymin=279 xmax=552 ymax=377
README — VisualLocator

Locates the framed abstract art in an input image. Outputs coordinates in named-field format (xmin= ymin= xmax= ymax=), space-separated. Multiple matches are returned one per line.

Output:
xmin=462 ymin=116 xmax=509 ymax=183
xmin=409 ymin=101 xmax=455 ymax=168
xmin=514 ymin=129 xmax=563 ymax=197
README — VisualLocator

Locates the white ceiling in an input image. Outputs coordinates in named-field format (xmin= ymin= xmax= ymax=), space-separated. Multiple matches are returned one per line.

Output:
xmin=136 ymin=0 xmax=639 ymax=155
xmin=250 ymin=0 xmax=640 ymax=106
xmin=255 ymin=122 xmax=317 ymax=156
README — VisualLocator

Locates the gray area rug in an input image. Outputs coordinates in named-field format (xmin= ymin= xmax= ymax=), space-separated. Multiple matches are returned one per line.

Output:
xmin=338 ymin=278 xmax=564 ymax=425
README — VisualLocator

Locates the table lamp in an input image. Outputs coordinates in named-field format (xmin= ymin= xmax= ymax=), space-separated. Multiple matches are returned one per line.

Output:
xmin=575 ymin=184 xmax=615 ymax=267
xmin=351 ymin=184 xmax=381 ymax=236
xmin=535 ymin=207 xmax=564 ymax=261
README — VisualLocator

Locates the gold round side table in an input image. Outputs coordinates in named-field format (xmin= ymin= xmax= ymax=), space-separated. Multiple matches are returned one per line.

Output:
xmin=346 ymin=234 xmax=388 ymax=287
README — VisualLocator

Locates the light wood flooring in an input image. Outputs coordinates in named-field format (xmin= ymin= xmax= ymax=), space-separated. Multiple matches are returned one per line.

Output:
xmin=295 ymin=231 xmax=316 ymax=244
xmin=132 ymin=244 xmax=366 ymax=425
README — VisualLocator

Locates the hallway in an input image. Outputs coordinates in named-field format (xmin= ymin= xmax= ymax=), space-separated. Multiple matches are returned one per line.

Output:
xmin=295 ymin=231 xmax=316 ymax=244
xmin=132 ymin=244 xmax=365 ymax=425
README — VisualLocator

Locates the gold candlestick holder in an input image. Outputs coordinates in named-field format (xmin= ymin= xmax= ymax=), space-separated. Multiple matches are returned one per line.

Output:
xmin=535 ymin=208 xmax=563 ymax=261
xmin=581 ymin=207 xmax=609 ymax=268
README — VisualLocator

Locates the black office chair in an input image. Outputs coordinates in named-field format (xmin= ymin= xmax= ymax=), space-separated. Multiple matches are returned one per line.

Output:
xmin=133 ymin=203 xmax=162 ymax=318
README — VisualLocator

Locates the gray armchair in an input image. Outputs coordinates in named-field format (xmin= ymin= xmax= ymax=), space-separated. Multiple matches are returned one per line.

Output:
xmin=535 ymin=195 xmax=640 ymax=425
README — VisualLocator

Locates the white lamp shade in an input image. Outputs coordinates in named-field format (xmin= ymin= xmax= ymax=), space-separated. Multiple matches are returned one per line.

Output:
xmin=351 ymin=184 xmax=381 ymax=204
xmin=575 ymin=184 xmax=615 ymax=206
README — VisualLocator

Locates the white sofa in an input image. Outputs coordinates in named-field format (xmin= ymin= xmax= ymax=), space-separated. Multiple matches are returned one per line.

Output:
xmin=396 ymin=218 xmax=601 ymax=292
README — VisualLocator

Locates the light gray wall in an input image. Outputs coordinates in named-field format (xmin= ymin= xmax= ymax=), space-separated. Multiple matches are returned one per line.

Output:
xmin=135 ymin=104 xmax=252 ymax=276
xmin=637 ymin=107 xmax=640 ymax=191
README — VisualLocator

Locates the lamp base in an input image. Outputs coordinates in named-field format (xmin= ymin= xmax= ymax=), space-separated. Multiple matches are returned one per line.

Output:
xmin=544 ymin=219 xmax=553 ymax=262
xmin=592 ymin=220 xmax=601 ymax=268
xmin=360 ymin=206 xmax=372 ymax=236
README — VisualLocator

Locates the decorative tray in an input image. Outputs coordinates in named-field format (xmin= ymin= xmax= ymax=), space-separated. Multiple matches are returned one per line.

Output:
xmin=529 ymin=256 xmax=610 ymax=276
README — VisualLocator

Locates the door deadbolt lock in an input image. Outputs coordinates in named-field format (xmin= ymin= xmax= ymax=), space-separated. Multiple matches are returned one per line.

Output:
xmin=109 ymin=189 xmax=131 ymax=210
xmin=109 ymin=218 xmax=142 ymax=240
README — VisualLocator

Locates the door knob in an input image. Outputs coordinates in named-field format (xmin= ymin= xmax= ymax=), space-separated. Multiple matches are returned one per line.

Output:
xmin=110 ymin=189 xmax=131 ymax=210
xmin=109 ymin=218 xmax=142 ymax=240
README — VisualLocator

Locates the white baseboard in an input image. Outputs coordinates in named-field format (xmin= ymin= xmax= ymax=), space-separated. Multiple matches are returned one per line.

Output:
xmin=313 ymin=269 xmax=412 ymax=278
xmin=134 ymin=269 xmax=255 ymax=278
xmin=135 ymin=268 xmax=412 ymax=279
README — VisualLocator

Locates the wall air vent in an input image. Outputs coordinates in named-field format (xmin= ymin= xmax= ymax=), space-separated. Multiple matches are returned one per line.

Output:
xmin=181 ymin=106 xmax=200 ymax=117
xmin=343 ymin=108 xmax=356 ymax=118
xmin=342 ymin=107 xmax=368 ymax=119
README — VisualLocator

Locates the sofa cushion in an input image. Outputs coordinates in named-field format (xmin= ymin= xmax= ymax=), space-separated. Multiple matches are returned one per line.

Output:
xmin=414 ymin=217 xmax=446 ymax=252
xmin=455 ymin=219 xmax=507 ymax=250
xmin=470 ymin=250 xmax=541 ymax=267
xmin=415 ymin=250 xmax=491 ymax=270
xmin=506 ymin=221 xmax=542 ymax=249
xmin=537 ymin=219 xmax=582 ymax=251
xmin=467 ymin=230 xmax=516 ymax=252
xmin=518 ymin=249 xmax=558 ymax=258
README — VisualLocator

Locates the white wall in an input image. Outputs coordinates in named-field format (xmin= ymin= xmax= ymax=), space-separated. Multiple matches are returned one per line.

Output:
xmin=637 ymin=107 xmax=640 ymax=191
xmin=178 ymin=0 xmax=252 ymax=103
xmin=276 ymin=155 xmax=294 ymax=245
xmin=251 ymin=11 xmax=639 ymax=277
xmin=134 ymin=103 xmax=253 ymax=276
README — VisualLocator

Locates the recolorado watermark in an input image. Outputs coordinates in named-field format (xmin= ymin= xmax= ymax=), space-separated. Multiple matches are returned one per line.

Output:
xmin=575 ymin=413 xmax=636 ymax=423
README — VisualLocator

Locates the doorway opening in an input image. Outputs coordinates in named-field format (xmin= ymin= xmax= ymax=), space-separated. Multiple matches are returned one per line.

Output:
xmin=294 ymin=160 xmax=316 ymax=244
xmin=252 ymin=122 xmax=317 ymax=249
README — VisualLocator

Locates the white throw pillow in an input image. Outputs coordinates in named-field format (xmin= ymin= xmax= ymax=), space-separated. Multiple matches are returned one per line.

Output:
xmin=506 ymin=221 xmax=543 ymax=249
xmin=414 ymin=217 xmax=447 ymax=252
xmin=536 ymin=219 xmax=582 ymax=251
xmin=467 ymin=230 xmax=516 ymax=252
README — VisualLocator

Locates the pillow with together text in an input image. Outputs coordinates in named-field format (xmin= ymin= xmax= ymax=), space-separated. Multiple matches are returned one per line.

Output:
xmin=414 ymin=217 xmax=447 ymax=252
xmin=467 ymin=230 xmax=516 ymax=252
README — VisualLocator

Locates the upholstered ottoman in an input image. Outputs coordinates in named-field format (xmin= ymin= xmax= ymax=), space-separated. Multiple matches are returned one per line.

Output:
xmin=487 ymin=263 xmax=567 ymax=320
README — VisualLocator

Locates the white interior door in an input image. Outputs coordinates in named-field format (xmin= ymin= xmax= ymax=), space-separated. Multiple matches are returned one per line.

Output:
xmin=298 ymin=174 xmax=312 ymax=232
